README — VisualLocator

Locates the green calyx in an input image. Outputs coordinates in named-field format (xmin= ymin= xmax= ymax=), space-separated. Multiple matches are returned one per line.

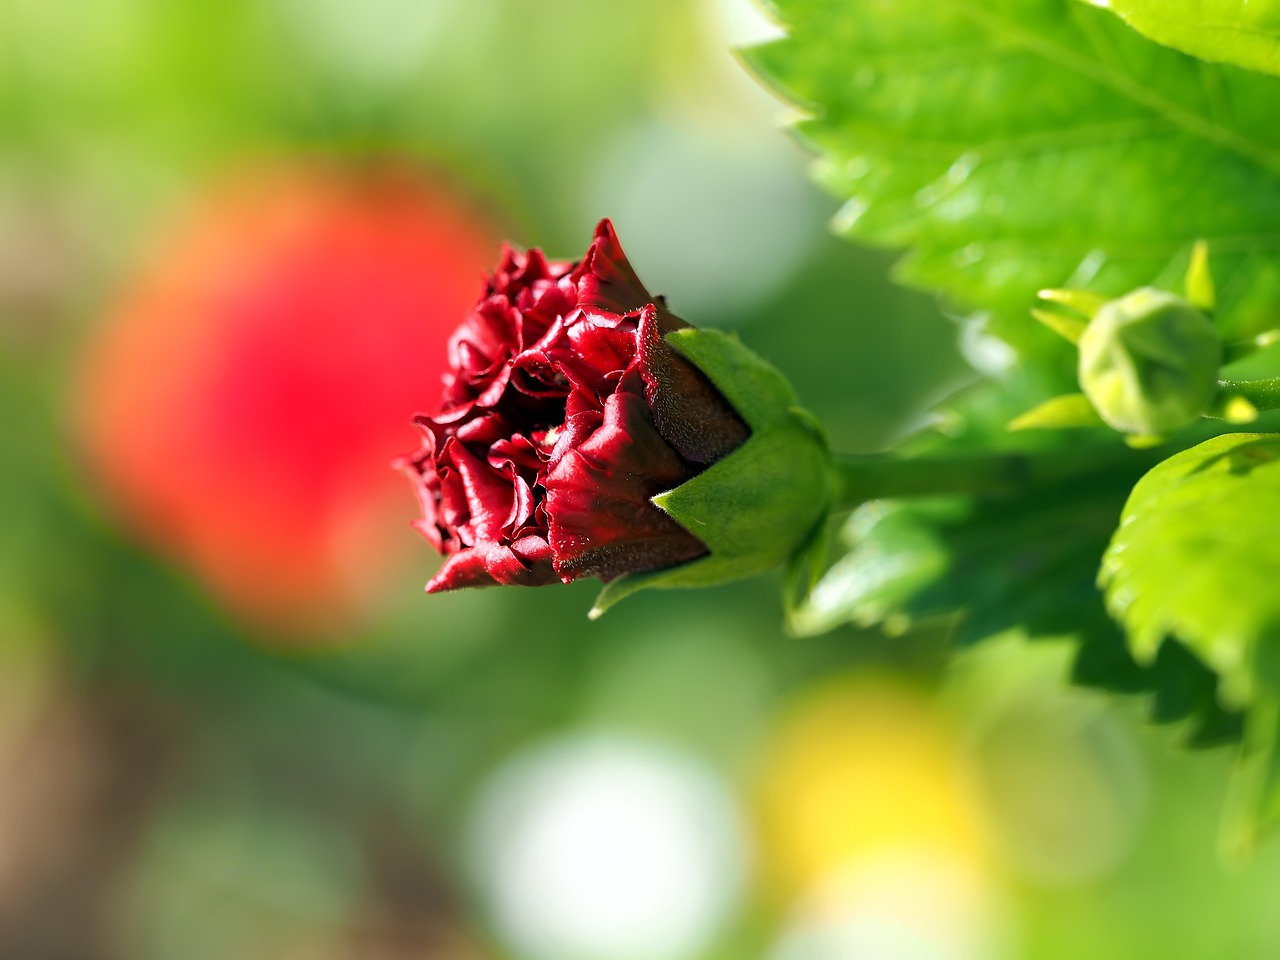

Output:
xmin=1077 ymin=287 xmax=1222 ymax=437
xmin=590 ymin=328 xmax=832 ymax=618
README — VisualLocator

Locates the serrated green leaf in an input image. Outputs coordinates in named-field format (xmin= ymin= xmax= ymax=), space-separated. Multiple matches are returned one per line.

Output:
xmin=1101 ymin=432 xmax=1280 ymax=708
xmin=745 ymin=0 xmax=1280 ymax=377
xmin=1084 ymin=0 xmax=1280 ymax=77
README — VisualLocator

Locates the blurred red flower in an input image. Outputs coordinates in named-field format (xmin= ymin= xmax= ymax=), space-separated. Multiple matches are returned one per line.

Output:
xmin=73 ymin=162 xmax=499 ymax=634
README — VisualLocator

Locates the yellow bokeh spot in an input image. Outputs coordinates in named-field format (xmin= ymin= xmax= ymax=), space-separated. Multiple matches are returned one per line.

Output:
xmin=756 ymin=674 xmax=985 ymax=895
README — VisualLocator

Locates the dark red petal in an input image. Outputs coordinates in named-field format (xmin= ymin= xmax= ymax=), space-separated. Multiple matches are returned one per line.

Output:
xmin=569 ymin=313 xmax=639 ymax=367
xmin=577 ymin=375 xmax=686 ymax=481
xmin=572 ymin=219 xmax=661 ymax=318
xmin=397 ymin=437 xmax=444 ymax=552
xmin=426 ymin=548 xmax=495 ymax=592
xmin=409 ymin=516 xmax=443 ymax=551
xmin=492 ymin=247 xmax=563 ymax=298
xmin=546 ymin=318 xmax=638 ymax=402
xmin=456 ymin=412 xmax=513 ymax=445
xmin=397 ymin=461 xmax=440 ymax=542
xmin=519 ymin=280 xmax=578 ymax=335
xmin=548 ymin=406 xmax=602 ymax=466
xmin=427 ymin=402 xmax=476 ymax=427
xmin=635 ymin=306 xmax=749 ymax=465
xmin=544 ymin=388 xmax=705 ymax=582
xmin=450 ymin=297 xmax=515 ymax=368
xmin=489 ymin=434 xmax=544 ymax=473
xmin=506 ymin=473 xmax=536 ymax=531
xmin=488 ymin=244 xmax=521 ymax=293
xmin=544 ymin=449 xmax=707 ymax=582
xmin=511 ymin=316 xmax=574 ymax=398
xmin=446 ymin=439 xmax=518 ymax=542
xmin=425 ymin=540 xmax=556 ymax=592
xmin=511 ymin=535 xmax=553 ymax=564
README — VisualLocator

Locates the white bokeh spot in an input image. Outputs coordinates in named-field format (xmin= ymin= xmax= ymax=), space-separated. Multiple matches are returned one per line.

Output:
xmin=467 ymin=733 xmax=749 ymax=960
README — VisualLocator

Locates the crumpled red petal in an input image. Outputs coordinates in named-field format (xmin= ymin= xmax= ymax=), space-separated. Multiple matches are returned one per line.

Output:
xmin=544 ymin=386 xmax=707 ymax=582
xmin=426 ymin=539 xmax=557 ymax=592
xmin=403 ymin=219 xmax=748 ymax=593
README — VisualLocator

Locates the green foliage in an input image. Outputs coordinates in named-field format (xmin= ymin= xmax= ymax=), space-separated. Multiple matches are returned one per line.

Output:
xmin=1101 ymin=433 xmax=1280 ymax=707
xmin=741 ymin=0 xmax=1280 ymax=844
xmin=746 ymin=0 xmax=1280 ymax=382
xmin=1084 ymin=0 xmax=1280 ymax=76
xmin=745 ymin=0 xmax=1280 ymax=770
xmin=1100 ymin=433 xmax=1280 ymax=842
xmin=790 ymin=459 xmax=1244 ymax=747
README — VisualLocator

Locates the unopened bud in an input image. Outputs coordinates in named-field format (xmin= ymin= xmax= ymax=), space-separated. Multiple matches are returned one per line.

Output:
xmin=1077 ymin=287 xmax=1221 ymax=436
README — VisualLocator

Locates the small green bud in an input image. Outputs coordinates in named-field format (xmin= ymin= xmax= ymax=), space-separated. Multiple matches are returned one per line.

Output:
xmin=1077 ymin=287 xmax=1221 ymax=436
xmin=591 ymin=328 xmax=832 ymax=617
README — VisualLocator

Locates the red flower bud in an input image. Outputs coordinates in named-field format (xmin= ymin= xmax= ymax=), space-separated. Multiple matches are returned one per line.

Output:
xmin=401 ymin=220 xmax=751 ymax=592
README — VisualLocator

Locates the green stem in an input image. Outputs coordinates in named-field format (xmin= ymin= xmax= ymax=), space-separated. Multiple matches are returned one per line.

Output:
xmin=830 ymin=444 xmax=1163 ymax=511
xmin=1214 ymin=378 xmax=1280 ymax=417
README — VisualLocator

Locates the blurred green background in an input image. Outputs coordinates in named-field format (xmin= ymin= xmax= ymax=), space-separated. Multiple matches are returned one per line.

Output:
xmin=2 ymin=1 xmax=1279 ymax=957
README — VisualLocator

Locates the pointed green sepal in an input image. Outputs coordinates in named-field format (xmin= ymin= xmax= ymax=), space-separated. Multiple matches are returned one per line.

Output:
xmin=1124 ymin=433 xmax=1168 ymax=449
xmin=783 ymin=519 xmax=830 ymax=635
xmin=589 ymin=566 xmax=679 ymax=619
xmin=1184 ymin=239 xmax=1215 ymax=313
xmin=1008 ymin=392 xmax=1102 ymax=431
xmin=1036 ymin=287 xmax=1109 ymax=319
xmin=1030 ymin=308 xmax=1088 ymax=345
